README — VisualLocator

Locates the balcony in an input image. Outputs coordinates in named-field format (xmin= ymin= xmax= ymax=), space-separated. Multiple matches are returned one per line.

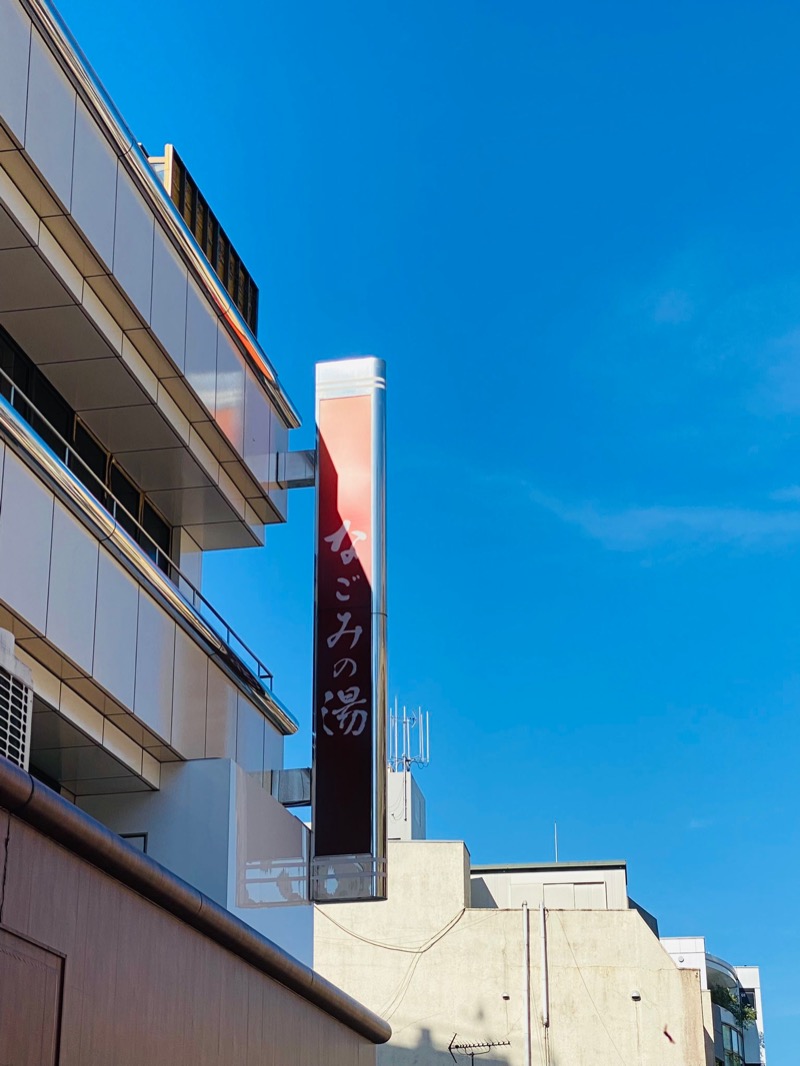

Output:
xmin=0 ymin=374 xmax=296 ymax=795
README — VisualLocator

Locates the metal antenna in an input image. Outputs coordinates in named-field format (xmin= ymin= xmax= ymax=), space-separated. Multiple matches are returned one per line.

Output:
xmin=449 ymin=1035 xmax=511 ymax=1064
xmin=554 ymin=822 xmax=559 ymax=863
xmin=388 ymin=702 xmax=431 ymax=772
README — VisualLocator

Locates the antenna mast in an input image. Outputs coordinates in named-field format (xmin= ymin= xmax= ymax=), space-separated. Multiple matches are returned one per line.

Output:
xmin=388 ymin=703 xmax=430 ymax=772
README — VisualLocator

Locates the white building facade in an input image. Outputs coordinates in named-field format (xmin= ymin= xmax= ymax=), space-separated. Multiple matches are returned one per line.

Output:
xmin=0 ymin=0 xmax=317 ymax=962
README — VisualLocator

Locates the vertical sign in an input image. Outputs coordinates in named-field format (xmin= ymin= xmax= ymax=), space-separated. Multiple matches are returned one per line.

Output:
xmin=311 ymin=357 xmax=387 ymax=901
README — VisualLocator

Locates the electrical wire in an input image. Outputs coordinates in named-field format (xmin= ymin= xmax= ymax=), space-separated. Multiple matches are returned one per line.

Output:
xmin=318 ymin=904 xmax=466 ymax=955
xmin=318 ymin=906 xmax=468 ymax=1020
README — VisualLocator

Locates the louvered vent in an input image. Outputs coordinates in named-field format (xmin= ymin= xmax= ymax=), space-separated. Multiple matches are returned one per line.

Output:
xmin=0 ymin=629 xmax=33 ymax=771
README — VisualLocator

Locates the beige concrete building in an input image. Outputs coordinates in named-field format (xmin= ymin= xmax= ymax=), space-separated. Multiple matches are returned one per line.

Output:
xmin=317 ymin=769 xmax=766 ymax=1066
xmin=316 ymin=837 xmax=713 ymax=1066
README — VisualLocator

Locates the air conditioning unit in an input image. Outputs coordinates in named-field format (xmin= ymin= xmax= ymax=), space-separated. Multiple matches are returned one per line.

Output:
xmin=0 ymin=629 xmax=33 ymax=771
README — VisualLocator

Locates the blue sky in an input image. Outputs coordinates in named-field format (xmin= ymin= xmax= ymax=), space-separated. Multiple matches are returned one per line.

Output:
xmin=60 ymin=0 xmax=800 ymax=1056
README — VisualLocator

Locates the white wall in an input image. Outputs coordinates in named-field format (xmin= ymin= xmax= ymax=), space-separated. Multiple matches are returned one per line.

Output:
xmin=736 ymin=965 xmax=766 ymax=1066
xmin=80 ymin=758 xmax=314 ymax=964
xmin=661 ymin=937 xmax=709 ymax=990
xmin=387 ymin=768 xmax=427 ymax=841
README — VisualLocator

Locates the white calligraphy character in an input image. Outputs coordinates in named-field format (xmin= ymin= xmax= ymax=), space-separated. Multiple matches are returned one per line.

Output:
xmin=320 ymin=686 xmax=369 ymax=737
xmin=326 ymin=612 xmax=363 ymax=650
xmin=324 ymin=520 xmax=367 ymax=565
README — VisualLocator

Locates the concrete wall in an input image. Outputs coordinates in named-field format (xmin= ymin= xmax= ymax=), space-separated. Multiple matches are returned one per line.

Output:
xmin=315 ymin=840 xmax=713 ymax=1066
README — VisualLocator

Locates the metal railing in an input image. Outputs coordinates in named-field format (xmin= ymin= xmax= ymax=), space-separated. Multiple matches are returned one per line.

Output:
xmin=0 ymin=366 xmax=274 ymax=688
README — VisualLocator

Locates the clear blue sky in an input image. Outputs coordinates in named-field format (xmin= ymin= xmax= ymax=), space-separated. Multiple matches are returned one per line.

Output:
xmin=60 ymin=0 xmax=799 ymax=1056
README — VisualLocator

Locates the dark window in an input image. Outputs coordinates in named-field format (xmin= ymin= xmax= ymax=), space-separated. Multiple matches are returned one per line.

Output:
xmin=9 ymin=349 xmax=31 ymax=424
xmin=141 ymin=501 xmax=171 ymax=574
xmin=30 ymin=374 xmax=71 ymax=460
xmin=0 ymin=325 xmax=176 ymax=575
xmin=0 ymin=332 xmax=13 ymax=401
xmin=109 ymin=463 xmax=140 ymax=538
xmin=71 ymin=421 xmax=108 ymax=500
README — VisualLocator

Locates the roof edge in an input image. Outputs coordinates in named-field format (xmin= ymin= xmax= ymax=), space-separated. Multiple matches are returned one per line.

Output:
xmin=471 ymin=860 xmax=628 ymax=873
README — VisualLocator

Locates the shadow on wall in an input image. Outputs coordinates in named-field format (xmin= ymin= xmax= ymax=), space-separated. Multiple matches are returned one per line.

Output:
xmin=384 ymin=1027 xmax=512 ymax=1066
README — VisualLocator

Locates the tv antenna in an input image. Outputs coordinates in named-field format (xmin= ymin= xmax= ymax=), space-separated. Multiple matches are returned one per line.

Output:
xmin=448 ymin=1034 xmax=511 ymax=1063
xmin=388 ymin=698 xmax=430 ymax=771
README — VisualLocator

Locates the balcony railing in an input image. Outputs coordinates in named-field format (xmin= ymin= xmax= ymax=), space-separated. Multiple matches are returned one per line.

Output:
xmin=0 ymin=364 xmax=274 ymax=690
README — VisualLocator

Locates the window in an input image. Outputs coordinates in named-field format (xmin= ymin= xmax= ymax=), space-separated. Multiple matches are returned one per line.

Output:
xmin=142 ymin=501 xmax=171 ymax=569
xmin=109 ymin=463 xmax=140 ymax=538
xmin=71 ymin=420 xmax=108 ymax=501
xmin=30 ymin=373 xmax=71 ymax=460
xmin=722 ymin=1023 xmax=744 ymax=1066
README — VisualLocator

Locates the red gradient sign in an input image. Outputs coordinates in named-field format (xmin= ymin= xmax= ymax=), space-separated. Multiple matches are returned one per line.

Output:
xmin=313 ymin=394 xmax=375 ymax=857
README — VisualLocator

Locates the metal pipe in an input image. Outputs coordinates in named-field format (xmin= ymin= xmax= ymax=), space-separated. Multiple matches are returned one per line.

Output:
xmin=540 ymin=902 xmax=550 ymax=1028
xmin=522 ymin=901 xmax=532 ymax=1066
